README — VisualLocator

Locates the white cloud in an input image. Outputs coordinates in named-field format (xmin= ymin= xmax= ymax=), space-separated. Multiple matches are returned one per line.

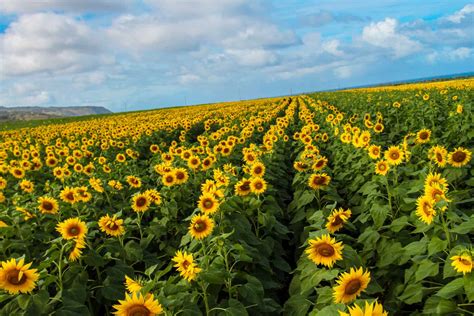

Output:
xmin=226 ymin=48 xmax=278 ymax=67
xmin=362 ymin=18 xmax=422 ymax=58
xmin=0 ymin=0 xmax=131 ymax=14
xmin=445 ymin=4 xmax=474 ymax=23
xmin=0 ymin=13 xmax=113 ymax=76
xmin=322 ymin=39 xmax=344 ymax=56
xmin=178 ymin=74 xmax=201 ymax=84
xmin=426 ymin=47 xmax=473 ymax=63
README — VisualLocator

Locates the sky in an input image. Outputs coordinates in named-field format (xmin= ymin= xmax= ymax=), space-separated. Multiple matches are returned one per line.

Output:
xmin=0 ymin=1 xmax=473 ymax=112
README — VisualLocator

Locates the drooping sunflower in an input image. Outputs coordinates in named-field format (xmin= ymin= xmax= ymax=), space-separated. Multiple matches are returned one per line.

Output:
xmin=305 ymin=234 xmax=343 ymax=268
xmin=250 ymin=177 xmax=267 ymax=195
xmin=447 ymin=147 xmax=472 ymax=167
xmin=234 ymin=179 xmax=252 ymax=196
xmin=424 ymin=184 xmax=449 ymax=203
xmin=99 ymin=214 xmax=125 ymax=237
xmin=189 ymin=214 xmax=215 ymax=240
xmin=60 ymin=187 xmax=78 ymax=204
xmin=172 ymin=250 xmax=202 ymax=282
xmin=339 ymin=301 xmax=388 ymax=316
xmin=333 ymin=267 xmax=371 ymax=304
xmin=69 ymin=238 xmax=86 ymax=262
xmin=428 ymin=145 xmax=448 ymax=167
xmin=56 ymin=217 xmax=88 ymax=240
xmin=131 ymin=192 xmax=151 ymax=213
xmin=312 ymin=157 xmax=328 ymax=171
xmin=450 ymin=254 xmax=472 ymax=275
xmin=293 ymin=161 xmax=310 ymax=172
xmin=416 ymin=129 xmax=431 ymax=144
xmin=375 ymin=160 xmax=390 ymax=176
xmin=384 ymin=146 xmax=404 ymax=165
xmin=38 ymin=196 xmax=59 ymax=214
xmin=198 ymin=193 xmax=219 ymax=214
xmin=326 ymin=208 xmax=352 ymax=233
xmin=0 ymin=258 xmax=39 ymax=294
xmin=124 ymin=275 xmax=143 ymax=293
xmin=367 ymin=145 xmax=381 ymax=160
xmin=19 ymin=180 xmax=34 ymax=193
xmin=75 ymin=186 xmax=92 ymax=202
xmin=424 ymin=172 xmax=448 ymax=191
xmin=416 ymin=195 xmax=436 ymax=224
xmin=113 ymin=292 xmax=163 ymax=316
xmin=308 ymin=173 xmax=331 ymax=190
xmin=145 ymin=189 xmax=162 ymax=205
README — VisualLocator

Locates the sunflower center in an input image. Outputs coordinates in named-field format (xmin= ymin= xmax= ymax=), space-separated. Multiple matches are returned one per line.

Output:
xmin=420 ymin=132 xmax=428 ymax=139
xmin=344 ymin=279 xmax=361 ymax=295
xmin=332 ymin=215 xmax=343 ymax=226
xmin=422 ymin=202 xmax=432 ymax=216
xmin=313 ymin=177 xmax=325 ymax=185
xmin=254 ymin=182 xmax=263 ymax=190
xmin=241 ymin=182 xmax=250 ymax=191
xmin=165 ymin=176 xmax=174 ymax=183
xmin=460 ymin=259 xmax=471 ymax=266
xmin=6 ymin=270 xmax=27 ymax=285
xmin=254 ymin=167 xmax=262 ymax=174
xmin=316 ymin=161 xmax=324 ymax=168
xmin=436 ymin=153 xmax=443 ymax=162
xmin=379 ymin=164 xmax=386 ymax=171
xmin=452 ymin=151 xmax=466 ymax=163
xmin=136 ymin=197 xmax=147 ymax=207
xmin=203 ymin=200 xmax=213 ymax=209
xmin=390 ymin=152 xmax=399 ymax=160
xmin=42 ymin=201 xmax=53 ymax=211
xmin=182 ymin=260 xmax=190 ymax=269
xmin=317 ymin=244 xmax=335 ymax=257
xmin=194 ymin=221 xmax=207 ymax=232
xmin=108 ymin=222 xmax=119 ymax=230
xmin=372 ymin=149 xmax=379 ymax=155
xmin=127 ymin=304 xmax=150 ymax=316
xmin=69 ymin=226 xmax=80 ymax=236
xmin=66 ymin=192 xmax=75 ymax=201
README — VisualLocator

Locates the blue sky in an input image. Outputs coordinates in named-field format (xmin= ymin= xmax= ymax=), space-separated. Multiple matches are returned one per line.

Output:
xmin=0 ymin=1 xmax=472 ymax=112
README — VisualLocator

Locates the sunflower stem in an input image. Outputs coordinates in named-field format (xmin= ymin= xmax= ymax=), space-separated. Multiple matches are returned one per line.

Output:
xmin=199 ymin=280 xmax=210 ymax=316
xmin=440 ymin=212 xmax=451 ymax=248
xmin=136 ymin=212 xmax=143 ymax=240
xmin=385 ymin=175 xmax=393 ymax=218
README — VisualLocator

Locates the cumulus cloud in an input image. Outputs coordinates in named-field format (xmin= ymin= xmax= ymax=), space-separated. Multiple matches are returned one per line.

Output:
xmin=444 ymin=4 xmax=474 ymax=24
xmin=0 ymin=0 xmax=131 ymax=14
xmin=0 ymin=13 xmax=113 ymax=76
xmin=362 ymin=18 xmax=422 ymax=58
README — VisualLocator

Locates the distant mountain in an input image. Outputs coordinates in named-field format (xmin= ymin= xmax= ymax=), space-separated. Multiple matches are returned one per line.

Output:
xmin=0 ymin=106 xmax=112 ymax=121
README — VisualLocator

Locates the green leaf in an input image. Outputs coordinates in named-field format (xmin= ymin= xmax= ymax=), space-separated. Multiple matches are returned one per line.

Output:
xmin=399 ymin=283 xmax=424 ymax=304
xmin=423 ymin=296 xmax=457 ymax=315
xmin=370 ymin=203 xmax=389 ymax=228
xmin=17 ymin=295 xmax=30 ymax=310
xmin=436 ymin=278 xmax=464 ymax=299
xmin=415 ymin=259 xmax=439 ymax=282
xmin=297 ymin=191 xmax=315 ymax=209
xmin=428 ymin=237 xmax=448 ymax=256
xmin=390 ymin=216 xmax=409 ymax=232
xmin=450 ymin=217 xmax=474 ymax=234
xmin=284 ymin=294 xmax=311 ymax=316
xmin=225 ymin=299 xmax=249 ymax=316
xmin=465 ymin=273 xmax=474 ymax=302
xmin=124 ymin=240 xmax=143 ymax=261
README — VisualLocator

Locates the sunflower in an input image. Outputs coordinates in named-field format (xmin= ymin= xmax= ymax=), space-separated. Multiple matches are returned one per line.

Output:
xmin=60 ymin=187 xmax=78 ymax=204
xmin=10 ymin=167 xmax=25 ymax=179
xmin=293 ymin=161 xmax=309 ymax=172
xmin=375 ymin=160 xmax=390 ymax=176
xmin=56 ymin=217 xmax=88 ymax=240
xmin=198 ymin=193 xmax=219 ymax=214
xmin=187 ymin=156 xmax=201 ymax=170
xmin=308 ymin=173 xmax=331 ymax=190
xmin=162 ymin=172 xmax=176 ymax=187
xmin=69 ymin=238 xmax=86 ymax=262
xmin=0 ymin=177 xmax=6 ymax=190
xmin=145 ymin=189 xmax=162 ymax=205
xmin=312 ymin=157 xmax=328 ymax=171
xmin=126 ymin=176 xmax=142 ymax=188
xmin=19 ymin=180 xmax=34 ymax=193
xmin=450 ymin=254 xmax=472 ymax=275
xmin=305 ymin=234 xmax=343 ymax=268
xmin=124 ymin=275 xmax=143 ymax=293
xmin=116 ymin=153 xmax=126 ymax=163
xmin=172 ymin=250 xmax=201 ymax=282
xmin=367 ymin=145 xmax=381 ymax=160
xmin=113 ymin=292 xmax=163 ymax=316
xmin=234 ymin=179 xmax=252 ymax=196
xmin=333 ymin=267 xmax=371 ymax=304
xmin=339 ymin=301 xmax=388 ymax=316
xmin=38 ymin=196 xmax=59 ymax=214
xmin=76 ymin=186 xmax=92 ymax=202
xmin=428 ymin=145 xmax=448 ymax=167
xmin=326 ymin=208 xmax=352 ymax=233
xmin=373 ymin=123 xmax=384 ymax=133
xmin=424 ymin=172 xmax=448 ymax=191
xmin=250 ymin=162 xmax=266 ymax=177
xmin=384 ymin=146 xmax=404 ymax=165
xmin=131 ymin=192 xmax=151 ymax=213
xmin=416 ymin=196 xmax=436 ymax=224
xmin=189 ymin=214 xmax=215 ymax=240
xmin=416 ymin=129 xmax=431 ymax=144
xmin=99 ymin=214 xmax=125 ymax=237
xmin=250 ymin=177 xmax=267 ymax=195
xmin=448 ymin=147 xmax=471 ymax=167
xmin=0 ymin=258 xmax=39 ymax=294
xmin=174 ymin=168 xmax=189 ymax=185
xmin=424 ymin=184 xmax=449 ymax=203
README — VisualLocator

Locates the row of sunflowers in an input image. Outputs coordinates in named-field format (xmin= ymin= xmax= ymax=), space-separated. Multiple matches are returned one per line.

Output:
xmin=0 ymin=79 xmax=472 ymax=315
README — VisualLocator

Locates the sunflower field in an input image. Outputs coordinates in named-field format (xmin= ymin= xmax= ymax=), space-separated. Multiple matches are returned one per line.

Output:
xmin=0 ymin=78 xmax=473 ymax=316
